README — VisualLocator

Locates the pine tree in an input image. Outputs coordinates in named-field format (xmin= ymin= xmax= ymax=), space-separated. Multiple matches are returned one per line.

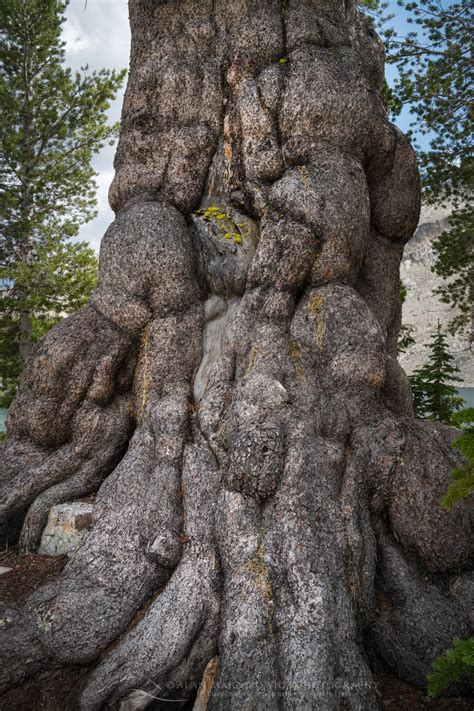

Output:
xmin=442 ymin=407 xmax=474 ymax=510
xmin=427 ymin=637 xmax=474 ymax=697
xmin=409 ymin=323 xmax=464 ymax=422
xmin=432 ymin=208 xmax=474 ymax=342
xmin=0 ymin=0 xmax=125 ymax=406
xmin=380 ymin=0 xmax=473 ymax=338
xmin=383 ymin=0 xmax=472 ymax=202
xmin=409 ymin=369 xmax=431 ymax=418
xmin=398 ymin=278 xmax=415 ymax=353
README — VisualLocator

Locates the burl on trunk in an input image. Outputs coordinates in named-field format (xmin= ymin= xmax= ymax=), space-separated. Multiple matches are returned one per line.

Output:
xmin=0 ymin=1 xmax=472 ymax=710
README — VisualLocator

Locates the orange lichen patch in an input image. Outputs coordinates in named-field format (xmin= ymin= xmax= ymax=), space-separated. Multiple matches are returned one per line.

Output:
xmin=224 ymin=141 xmax=233 ymax=163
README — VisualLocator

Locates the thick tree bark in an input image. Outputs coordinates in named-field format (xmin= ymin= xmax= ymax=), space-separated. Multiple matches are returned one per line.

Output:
xmin=1 ymin=1 xmax=472 ymax=709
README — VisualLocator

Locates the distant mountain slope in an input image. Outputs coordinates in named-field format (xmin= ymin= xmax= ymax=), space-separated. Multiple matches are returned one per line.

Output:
xmin=399 ymin=205 xmax=473 ymax=387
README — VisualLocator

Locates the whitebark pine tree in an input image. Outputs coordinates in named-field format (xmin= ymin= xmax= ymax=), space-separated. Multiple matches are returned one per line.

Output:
xmin=0 ymin=2 xmax=472 ymax=709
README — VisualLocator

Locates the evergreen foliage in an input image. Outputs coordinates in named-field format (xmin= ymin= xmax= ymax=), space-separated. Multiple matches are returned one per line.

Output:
xmin=442 ymin=407 xmax=474 ymax=509
xmin=398 ymin=278 xmax=415 ymax=353
xmin=381 ymin=0 xmax=473 ymax=339
xmin=0 ymin=0 xmax=125 ymax=406
xmin=409 ymin=323 xmax=464 ymax=422
xmin=383 ymin=0 xmax=472 ymax=202
xmin=432 ymin=207 xmax=474 ymax=341
xmin=427 ymin=637 xmax=474 ymax=697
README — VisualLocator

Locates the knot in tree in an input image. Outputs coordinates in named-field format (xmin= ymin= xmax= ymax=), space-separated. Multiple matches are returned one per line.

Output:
xmin=0 ymin=1 xmax=472 ymax=709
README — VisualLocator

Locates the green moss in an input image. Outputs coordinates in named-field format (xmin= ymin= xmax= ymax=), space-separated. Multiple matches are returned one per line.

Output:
xmin=427 ymin=637 xmax=474 ymax=697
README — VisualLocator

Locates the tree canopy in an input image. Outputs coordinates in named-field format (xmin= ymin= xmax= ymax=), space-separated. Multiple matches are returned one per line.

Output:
xmin=381 ymin=0 xmax=473 ymax=339
xmin=0 ymin=0 xmax=125 ymax=406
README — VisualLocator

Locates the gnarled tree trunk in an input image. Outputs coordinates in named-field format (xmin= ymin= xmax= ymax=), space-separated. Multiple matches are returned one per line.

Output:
xmin=1 ymin=2 xmax=472 ymax=709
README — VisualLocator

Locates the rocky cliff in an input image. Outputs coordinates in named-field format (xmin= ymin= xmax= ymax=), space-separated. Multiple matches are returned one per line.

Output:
xmin=400 ymin=204 xmax=473 ymax=387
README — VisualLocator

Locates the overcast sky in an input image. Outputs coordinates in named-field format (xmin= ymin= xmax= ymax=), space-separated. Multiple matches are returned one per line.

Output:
xmin=64 ymin=0 xmax=130 ymax=251
xmin=63 ymin=1 xmax=412 ymax=251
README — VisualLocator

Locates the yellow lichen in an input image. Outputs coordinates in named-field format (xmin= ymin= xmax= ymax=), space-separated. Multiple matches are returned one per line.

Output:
xmin=297 ymin=164 xmax=310 ymax=186
xmin=217 ymin=416 xmax=228 ymax=448
xmin=245 ymin=345 xmax=259 ymax=376
xmin=196 ymin=204 xmax=243 ymax=247
xmin=347 ymin=543 xmax=361 ymax=606
xmin=138 ymin=325 xmax=150 ymax=421
xmin=287 ymin=336 xmax=304 ymax=379
xmin=308 ymin=294 xmax=325 ymax=352
xmin=240 ymin=525 xmax=274 ymax=630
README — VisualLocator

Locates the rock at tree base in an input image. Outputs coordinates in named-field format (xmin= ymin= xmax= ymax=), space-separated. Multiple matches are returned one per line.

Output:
xmin=38 ymin=502 xmax=93 ymax=556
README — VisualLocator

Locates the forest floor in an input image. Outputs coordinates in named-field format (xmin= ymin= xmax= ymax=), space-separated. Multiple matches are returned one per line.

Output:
xmin=0 ymin=551 xmax=472 ymax=711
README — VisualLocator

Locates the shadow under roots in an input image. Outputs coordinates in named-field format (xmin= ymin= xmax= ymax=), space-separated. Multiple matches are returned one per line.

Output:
xmin=0 ymin=665 xmax=199 ymax=711
xmin=1 ymin=662 xmax=471 ymax=711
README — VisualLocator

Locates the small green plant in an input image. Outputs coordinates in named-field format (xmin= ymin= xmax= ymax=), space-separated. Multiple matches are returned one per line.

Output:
xmin=442 ymin=408 xmax=474 ymax=510
xmin=195 ymin=205 xmax=243 ymax=245
xmin=428 ymin=408 xmax=474 ymax=697
xmin=427 ymin=638 xmax=474 ymax=697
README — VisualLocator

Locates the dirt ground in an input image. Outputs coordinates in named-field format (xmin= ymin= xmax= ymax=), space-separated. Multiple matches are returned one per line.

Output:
xmin=1 ymin=551 xmax=472 ymax=711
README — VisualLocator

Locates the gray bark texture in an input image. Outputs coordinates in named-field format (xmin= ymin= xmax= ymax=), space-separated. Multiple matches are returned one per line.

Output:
xmin=1 ymin=1 xmax=473 ymax=709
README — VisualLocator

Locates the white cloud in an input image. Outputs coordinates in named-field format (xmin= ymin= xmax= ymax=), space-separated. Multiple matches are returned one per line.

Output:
xmin=62 ymin=14 xmax=92 ymax=55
